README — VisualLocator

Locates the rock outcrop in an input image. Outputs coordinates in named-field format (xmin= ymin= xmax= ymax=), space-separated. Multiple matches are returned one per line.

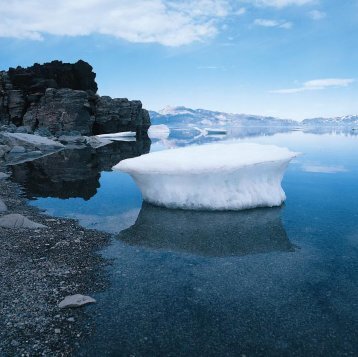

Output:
xmin=0 ymin=60 xmax=150 ymax=136
xmin=23 ymin=88 xmax=96 ymax=135
xmin=93 ymin=97 xmax=150 ymax=136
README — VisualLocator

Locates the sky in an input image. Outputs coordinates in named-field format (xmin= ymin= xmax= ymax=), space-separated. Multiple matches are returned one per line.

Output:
xmin=0 ymin=0 xmax=357 ymax=120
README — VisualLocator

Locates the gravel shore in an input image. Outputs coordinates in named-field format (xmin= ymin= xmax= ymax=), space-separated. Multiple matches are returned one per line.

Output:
xmin=0 ymin=162 xmax=111 ymax=356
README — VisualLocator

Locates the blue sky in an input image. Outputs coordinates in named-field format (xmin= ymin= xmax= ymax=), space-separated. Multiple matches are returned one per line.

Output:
xmin=0 ymin=0 xmax=357 ymax=120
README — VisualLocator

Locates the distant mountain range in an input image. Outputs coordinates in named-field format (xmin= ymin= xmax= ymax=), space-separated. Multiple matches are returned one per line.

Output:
xmin=150 ymin=106 xmax=358 ymax=128
xmin=301 ymin=115 xmax=358 ymax=127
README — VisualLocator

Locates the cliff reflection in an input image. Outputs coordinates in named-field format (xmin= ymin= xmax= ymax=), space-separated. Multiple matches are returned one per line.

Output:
xmin=10 ymin=139 xmax=151 ymax=200
xmin=118 ymin=203 xmax=295 ymax=257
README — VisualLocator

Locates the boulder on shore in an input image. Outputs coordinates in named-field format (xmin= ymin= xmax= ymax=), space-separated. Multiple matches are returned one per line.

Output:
xmin=58 ymin=294 xmax=96 ymax=308
xmin=0 ymin=213 xmax=47 ymax=229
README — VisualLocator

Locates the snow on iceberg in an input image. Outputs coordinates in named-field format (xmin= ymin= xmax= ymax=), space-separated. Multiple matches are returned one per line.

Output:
xmin=113 ymin=142 xmax=299 ymax=210
xmin=148 ymin=124 xmax=170 ymax=139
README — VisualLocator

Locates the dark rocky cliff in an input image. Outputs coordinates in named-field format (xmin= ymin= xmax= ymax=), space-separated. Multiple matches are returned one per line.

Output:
xmin=0 ymin=60 xmax=150 ymax=136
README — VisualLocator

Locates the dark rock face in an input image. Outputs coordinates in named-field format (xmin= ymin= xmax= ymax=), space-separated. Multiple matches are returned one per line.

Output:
xmin=94 ymin=97 xmax=151 ymax=135
xmin=24 ymin=88 xmax=95 ymax=135
xmin=10 ymin=139 xmax=151 ymax=200
xmin=7 ymin=59 xmax=97 ymax=94
xmin=0 ymin=60 xmax=150 ymax=136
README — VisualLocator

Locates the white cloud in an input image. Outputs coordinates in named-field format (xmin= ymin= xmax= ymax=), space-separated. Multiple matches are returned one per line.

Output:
xmin=271 ymin=78 xmax=355 ymax=94
xmin=197 ymin=65 xmax=220 ymax=69
xmin=253 ymin=18 xmax=292 ymax=29
xmin=253 ymin=0 xmax=315 ymax=7
xmin=0 ymin=0 xmax=238 ymax=46
xmin=254 ymin=19 xmax=279 ymax=27
xmin=279 ymin=22 xmax=293 ymax=29
xmin=168 ymin=0 xmax=230 ymax=17
xmin=235 ymin=7 xmax=247 ymax=15
xmin=309 ymin=10 xmax=326 ymax=20
xmin=302 ymin=164 xmax=348 ymax=174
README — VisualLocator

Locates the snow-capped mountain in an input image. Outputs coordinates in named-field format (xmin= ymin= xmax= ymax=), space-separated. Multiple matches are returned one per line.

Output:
xmin=302 ymin=115 xmax=358 ymax=127
xmin=150 ymin=106 xmax=296 ymax=128
xmin=150 ymin=106 xmax=358 ymax=129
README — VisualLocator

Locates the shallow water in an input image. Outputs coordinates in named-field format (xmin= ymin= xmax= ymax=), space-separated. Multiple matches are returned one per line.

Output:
xmin=11 ymin=128 xmax=358 ymax=356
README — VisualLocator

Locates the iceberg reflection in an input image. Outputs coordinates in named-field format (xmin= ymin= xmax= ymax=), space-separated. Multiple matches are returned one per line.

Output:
xmin=118 ymin=203 xmax=295 ymax=257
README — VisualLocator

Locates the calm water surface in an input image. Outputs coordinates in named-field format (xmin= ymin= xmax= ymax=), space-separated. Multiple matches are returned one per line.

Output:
xmin=11 ymin=129 xmax=358 ymax=356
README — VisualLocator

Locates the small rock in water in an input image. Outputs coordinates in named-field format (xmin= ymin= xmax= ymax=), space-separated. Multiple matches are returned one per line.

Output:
xmin=0 ymin=198 xmax=7 ymax=213
xmin=59 ymin=294 xmax=96 ymax=308
xmin=0 ymin=214 xmax=47 ymax=229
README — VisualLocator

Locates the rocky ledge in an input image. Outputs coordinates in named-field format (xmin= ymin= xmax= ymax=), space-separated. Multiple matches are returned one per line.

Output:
xmin=0 ymin=60 xmax=150 ymax=137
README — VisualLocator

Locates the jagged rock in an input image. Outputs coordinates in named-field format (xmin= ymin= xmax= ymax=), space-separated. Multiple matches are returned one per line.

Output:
xmin=7 ymin=59 xmax=97 ymax=93
xmin=0 ymin=214 xmax=46 ymax=229
xmin=0 ymin=71 xmax=11 ymax=125
xmin=0 ymin=198 xmax=7 ymax=212
xmin=0 ymin=60 xmax=151 ymax=136
xmin=94 ymin=96 xmax=150 ymax=136
xmin=58 ymin=294 xmax=96 ymax=308
xmin=8 ymin=90 xmax=26 ymax=125
xmin=24 ymin=88 xmax=95 ymax=135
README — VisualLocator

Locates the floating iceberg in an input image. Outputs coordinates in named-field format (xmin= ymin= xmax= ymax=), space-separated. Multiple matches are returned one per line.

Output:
xmin=148 ymin=124 xmax=170 ymax=139
xmin=114 ymin=142 xmax=298 ymax=210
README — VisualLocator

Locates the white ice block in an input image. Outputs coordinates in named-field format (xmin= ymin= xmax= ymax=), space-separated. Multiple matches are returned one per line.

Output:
xmin=114 ymin=142 xmax=298 ymax=210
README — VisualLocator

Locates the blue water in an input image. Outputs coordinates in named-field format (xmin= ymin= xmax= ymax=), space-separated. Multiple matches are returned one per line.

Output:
xmin=13 ymin=129 xmax=358 ymax=356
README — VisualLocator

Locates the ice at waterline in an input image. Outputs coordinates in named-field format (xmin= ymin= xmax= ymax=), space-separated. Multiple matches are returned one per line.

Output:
xmin=113 ymin=143 xmax=299 ymax=210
